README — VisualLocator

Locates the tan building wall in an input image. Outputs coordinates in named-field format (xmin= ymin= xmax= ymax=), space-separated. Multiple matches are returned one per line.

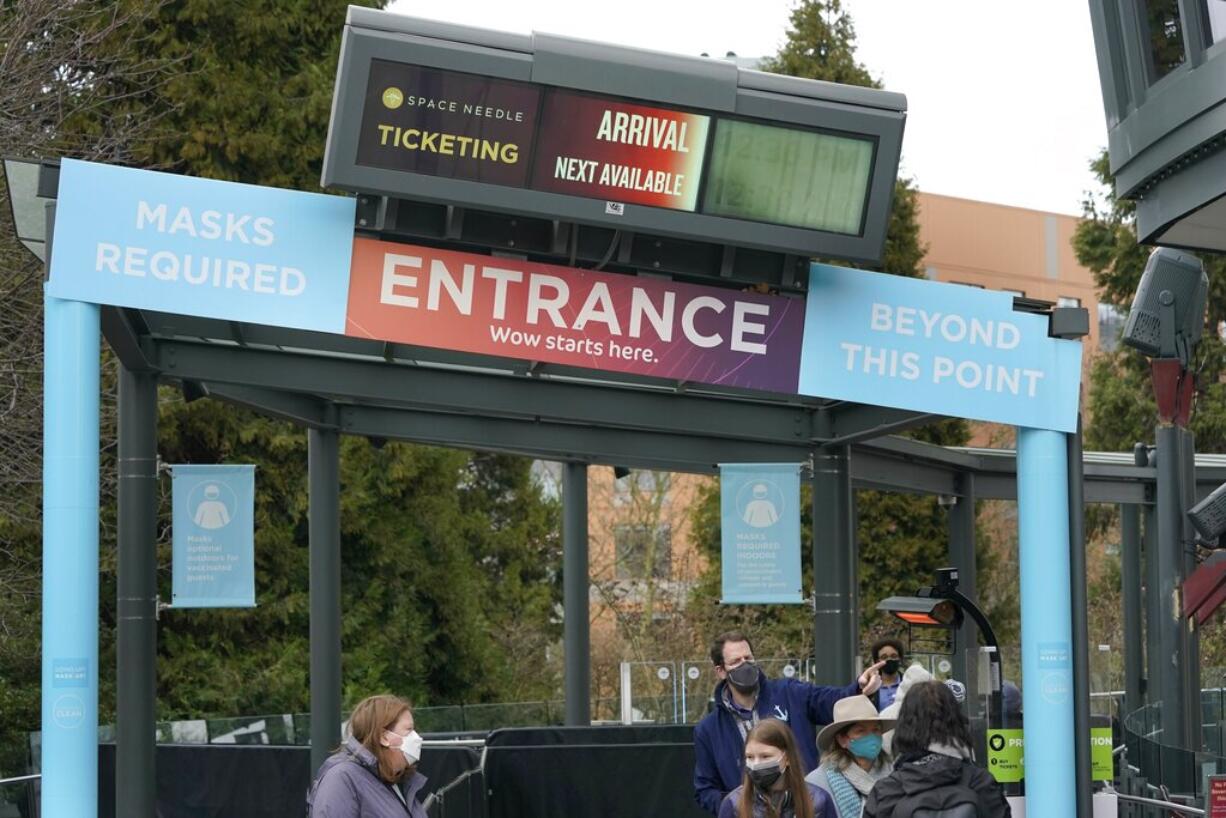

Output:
xmin=916 ymin=192 xmax=1105 ymax=346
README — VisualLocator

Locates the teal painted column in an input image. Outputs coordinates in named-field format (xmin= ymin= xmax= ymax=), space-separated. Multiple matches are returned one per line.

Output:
xmin=41 ymin=293 xmax=101 ymax=817
xmin=1017 ymin=427 xmax=1076 ymax=817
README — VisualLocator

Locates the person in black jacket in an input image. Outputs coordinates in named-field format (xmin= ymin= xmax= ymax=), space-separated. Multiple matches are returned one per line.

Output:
xmin=864 ymin=681 xmax=1010 ymax=818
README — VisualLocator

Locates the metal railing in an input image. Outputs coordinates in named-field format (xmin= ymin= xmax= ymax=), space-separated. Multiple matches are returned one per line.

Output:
xmin=1110 ymin=789 xmax=1205 ymax=816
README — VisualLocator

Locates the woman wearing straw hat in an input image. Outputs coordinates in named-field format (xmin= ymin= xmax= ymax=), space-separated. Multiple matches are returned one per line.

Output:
xmin=807 ymin=695 xmax=895 ymax=818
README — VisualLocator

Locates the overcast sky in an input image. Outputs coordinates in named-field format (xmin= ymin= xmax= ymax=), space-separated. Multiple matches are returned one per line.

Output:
xmin=387 ymin=0 xmax=1108 ymax=216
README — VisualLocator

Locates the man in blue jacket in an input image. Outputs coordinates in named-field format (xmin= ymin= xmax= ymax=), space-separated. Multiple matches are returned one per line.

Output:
xmin=693 ymin=630 xmax=885 ymax=815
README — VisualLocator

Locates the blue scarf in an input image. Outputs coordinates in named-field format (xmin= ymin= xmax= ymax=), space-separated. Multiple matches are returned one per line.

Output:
xmin=824 ymin=766 xmax=863 ymax=818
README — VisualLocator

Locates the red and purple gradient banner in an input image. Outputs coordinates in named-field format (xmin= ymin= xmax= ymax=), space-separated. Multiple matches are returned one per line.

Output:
xmin=530 ymin=91 xmax=710 ymax=211
xmin=345 ymin=237 xmax=803 ymax=392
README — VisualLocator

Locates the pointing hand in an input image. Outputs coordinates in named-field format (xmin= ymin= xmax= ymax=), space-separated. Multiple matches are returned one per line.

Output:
xmin=858 ymin=660 xmax=887 ymax=696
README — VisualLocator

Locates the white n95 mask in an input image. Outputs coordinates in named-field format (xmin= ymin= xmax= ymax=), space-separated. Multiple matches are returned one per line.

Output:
xmin=399 ymin=730 xmax=423 ymax=763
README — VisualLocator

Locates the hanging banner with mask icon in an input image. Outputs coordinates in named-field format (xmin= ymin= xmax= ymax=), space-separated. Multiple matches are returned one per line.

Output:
xmin=171 ymin=464 xmax=257 ymax=608
xmin=719 ymin=463 xmax=803 ymax=604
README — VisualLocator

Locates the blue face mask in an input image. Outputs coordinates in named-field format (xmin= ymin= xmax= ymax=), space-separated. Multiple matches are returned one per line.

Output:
xmin=848 ymin=733 xmax=883 ymax=761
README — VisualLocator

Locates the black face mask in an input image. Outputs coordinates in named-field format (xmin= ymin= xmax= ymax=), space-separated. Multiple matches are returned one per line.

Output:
xmin=747 ymin=760 xmax=783 ymax=790
xmin=726 ymin=661 xmax=760 ymax=694
xmin=882 ymin=658 xmax=901 ymax=676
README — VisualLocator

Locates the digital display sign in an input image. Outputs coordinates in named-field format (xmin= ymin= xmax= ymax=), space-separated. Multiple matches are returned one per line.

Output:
xmin=357 ymin=61 xmax=541 ymax=187
xmin=530 ymin=90 xmax=710 ymax=211
xmin=703 ymin=119 xmax=874 ymax=234
xmin=324 ymin=9 xmax=907 ymax=262
xmin=351 ymin=60 xmax=872 ymax=235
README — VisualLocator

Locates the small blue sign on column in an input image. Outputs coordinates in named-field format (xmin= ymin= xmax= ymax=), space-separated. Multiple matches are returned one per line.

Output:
xmin=720 ymin=463 xmax=804 ymax=604
xmin=171 ymin=464 xmax=256 ymax=608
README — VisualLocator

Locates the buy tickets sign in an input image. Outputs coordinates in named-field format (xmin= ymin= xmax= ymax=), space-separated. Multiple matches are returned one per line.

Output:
xmin=345 ymin=238 xmax=805 ymax=393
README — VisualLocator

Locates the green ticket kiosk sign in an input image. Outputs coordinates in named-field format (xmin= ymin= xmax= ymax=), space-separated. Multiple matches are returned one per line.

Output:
xmin=987 ymin=728 xmax=1113 ymax=784
xmin=987 ymin=729 xmax=1025 ymax=783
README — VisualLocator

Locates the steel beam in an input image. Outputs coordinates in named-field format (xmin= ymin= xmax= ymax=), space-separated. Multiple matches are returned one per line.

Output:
xmin=116 ymin=366 xmax=158 ymax=817
xmin=563 ymin=462 xmax=591 ymax=725
xmin=1067 ymin=418 xmax=1092 ymax=818
xmin=203 ymin=383 xmax=331 ymax=429
xmin=101 ymin=307 xmax=155 ymax=373
xmin=153 ymin=340 xmax=821 ymax=445
xmin=339 ymin=404 xmax=810 ymax=474
xmin=309 ymin=426 xmax=342 ymax=775
xmin=948 ymin=473 xmax=979 ymax=713
xmin=1143 ymin=501 xmax=1160 ymax=706
xmin=1121 ymin=503 xmax=1144 ymax=716
xmin=825 ymin=404 xmax=939 ymax=446
xmin=1155 ymin=425 xmax=1196 ymax=748
xmin=812 ymin=445 xmax=855 ymax=685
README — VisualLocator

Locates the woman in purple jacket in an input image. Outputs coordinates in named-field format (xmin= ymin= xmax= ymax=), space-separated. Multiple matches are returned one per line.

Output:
xmin=306 ymin=695 xmax=428 ymax=818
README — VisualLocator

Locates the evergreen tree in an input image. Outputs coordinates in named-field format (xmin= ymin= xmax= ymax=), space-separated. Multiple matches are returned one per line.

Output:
xmin=687 ymin=0 xmax=1020 ymax=662
xmin=0 ymin=0 xmax=565 ymax=775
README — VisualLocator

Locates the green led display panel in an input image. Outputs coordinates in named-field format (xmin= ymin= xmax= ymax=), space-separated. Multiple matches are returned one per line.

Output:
xmin=702 ymin=119 xmax=874 ymax=235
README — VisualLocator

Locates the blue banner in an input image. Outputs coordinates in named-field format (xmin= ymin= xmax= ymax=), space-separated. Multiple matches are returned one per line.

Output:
xmin=171 ymin=465 xmax=256 ymax=608
xmin=48 ymin=158 xmax=355 ymax=333
xmin=799 ymin=264 xmax=1083 ymax=433
xmin=720 ymin=463 xmax=803 ymax=604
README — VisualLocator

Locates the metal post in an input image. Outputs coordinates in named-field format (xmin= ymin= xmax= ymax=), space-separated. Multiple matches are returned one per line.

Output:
xmin=1143 ymin=500 xmax=1159 ymax=706
xmin=309 ymin=426 xmax=341 ymax=775
xmin=117 ymin=366 xmax=158 ymax=817
xmin=1121 ymin=503 xmax=1144 ymax=718
xmin=948 ymin=473 xmax=979 ymax=713
xmin=849 ymin=489 xmax=861 ymax=669
xmin=41 ymin=292 xmax=101 ymax=818
xmin=1155 ymin=424 xmax=1187 ymax=747
xmin=812 ymin=445 xmax=854 ymax=684
xmin=1067 ymin=415 xmax=1092 ymax=818
xmin=1017 ymin=427 xmax=1076 ymax=818
xmin=1177 ymin=427 xmax=1201 ymax=748
xmin=563 ymin=461 xmax=591 ymax=725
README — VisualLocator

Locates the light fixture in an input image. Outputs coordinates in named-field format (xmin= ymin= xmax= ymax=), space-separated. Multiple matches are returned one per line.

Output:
xmin=2 ymin=157 xmax=57 ymax=262
xmin=1122 ymin=247 xmax=1207 ymax=365
xmin=877 ymin=595 xmax=964 ymax=628
xmin=877 ymin=567 xmax=1005 ymax=729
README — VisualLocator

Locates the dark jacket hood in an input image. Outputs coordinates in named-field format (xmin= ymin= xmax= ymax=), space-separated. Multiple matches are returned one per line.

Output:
xmin=890 ymin=752 xmax=966 ymax=795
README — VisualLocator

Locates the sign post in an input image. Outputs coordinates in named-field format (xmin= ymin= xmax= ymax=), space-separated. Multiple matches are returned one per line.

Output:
xmin=41 ymin=294 xmax=101 ymax=818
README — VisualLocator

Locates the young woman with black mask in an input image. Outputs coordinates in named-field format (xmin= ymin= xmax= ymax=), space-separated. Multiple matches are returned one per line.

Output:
xmin=717 ymin=719 xmax=833 ymax=818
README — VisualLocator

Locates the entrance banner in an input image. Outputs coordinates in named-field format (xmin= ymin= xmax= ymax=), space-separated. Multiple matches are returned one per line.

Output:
xmin=48 ymin=159 xmax=356 ymax=332
xmin=346 ymin=237 xmax=806 ymax=393
xmin=171 ymin=464 xmax=256 ymax=608
xmin=719 ymin=463 xmax=803 ymax=604
xmin=45 ymin=161 xmax=1085 ymax=419
xmin=799 ymin=264 xmax=1083 ymax=433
